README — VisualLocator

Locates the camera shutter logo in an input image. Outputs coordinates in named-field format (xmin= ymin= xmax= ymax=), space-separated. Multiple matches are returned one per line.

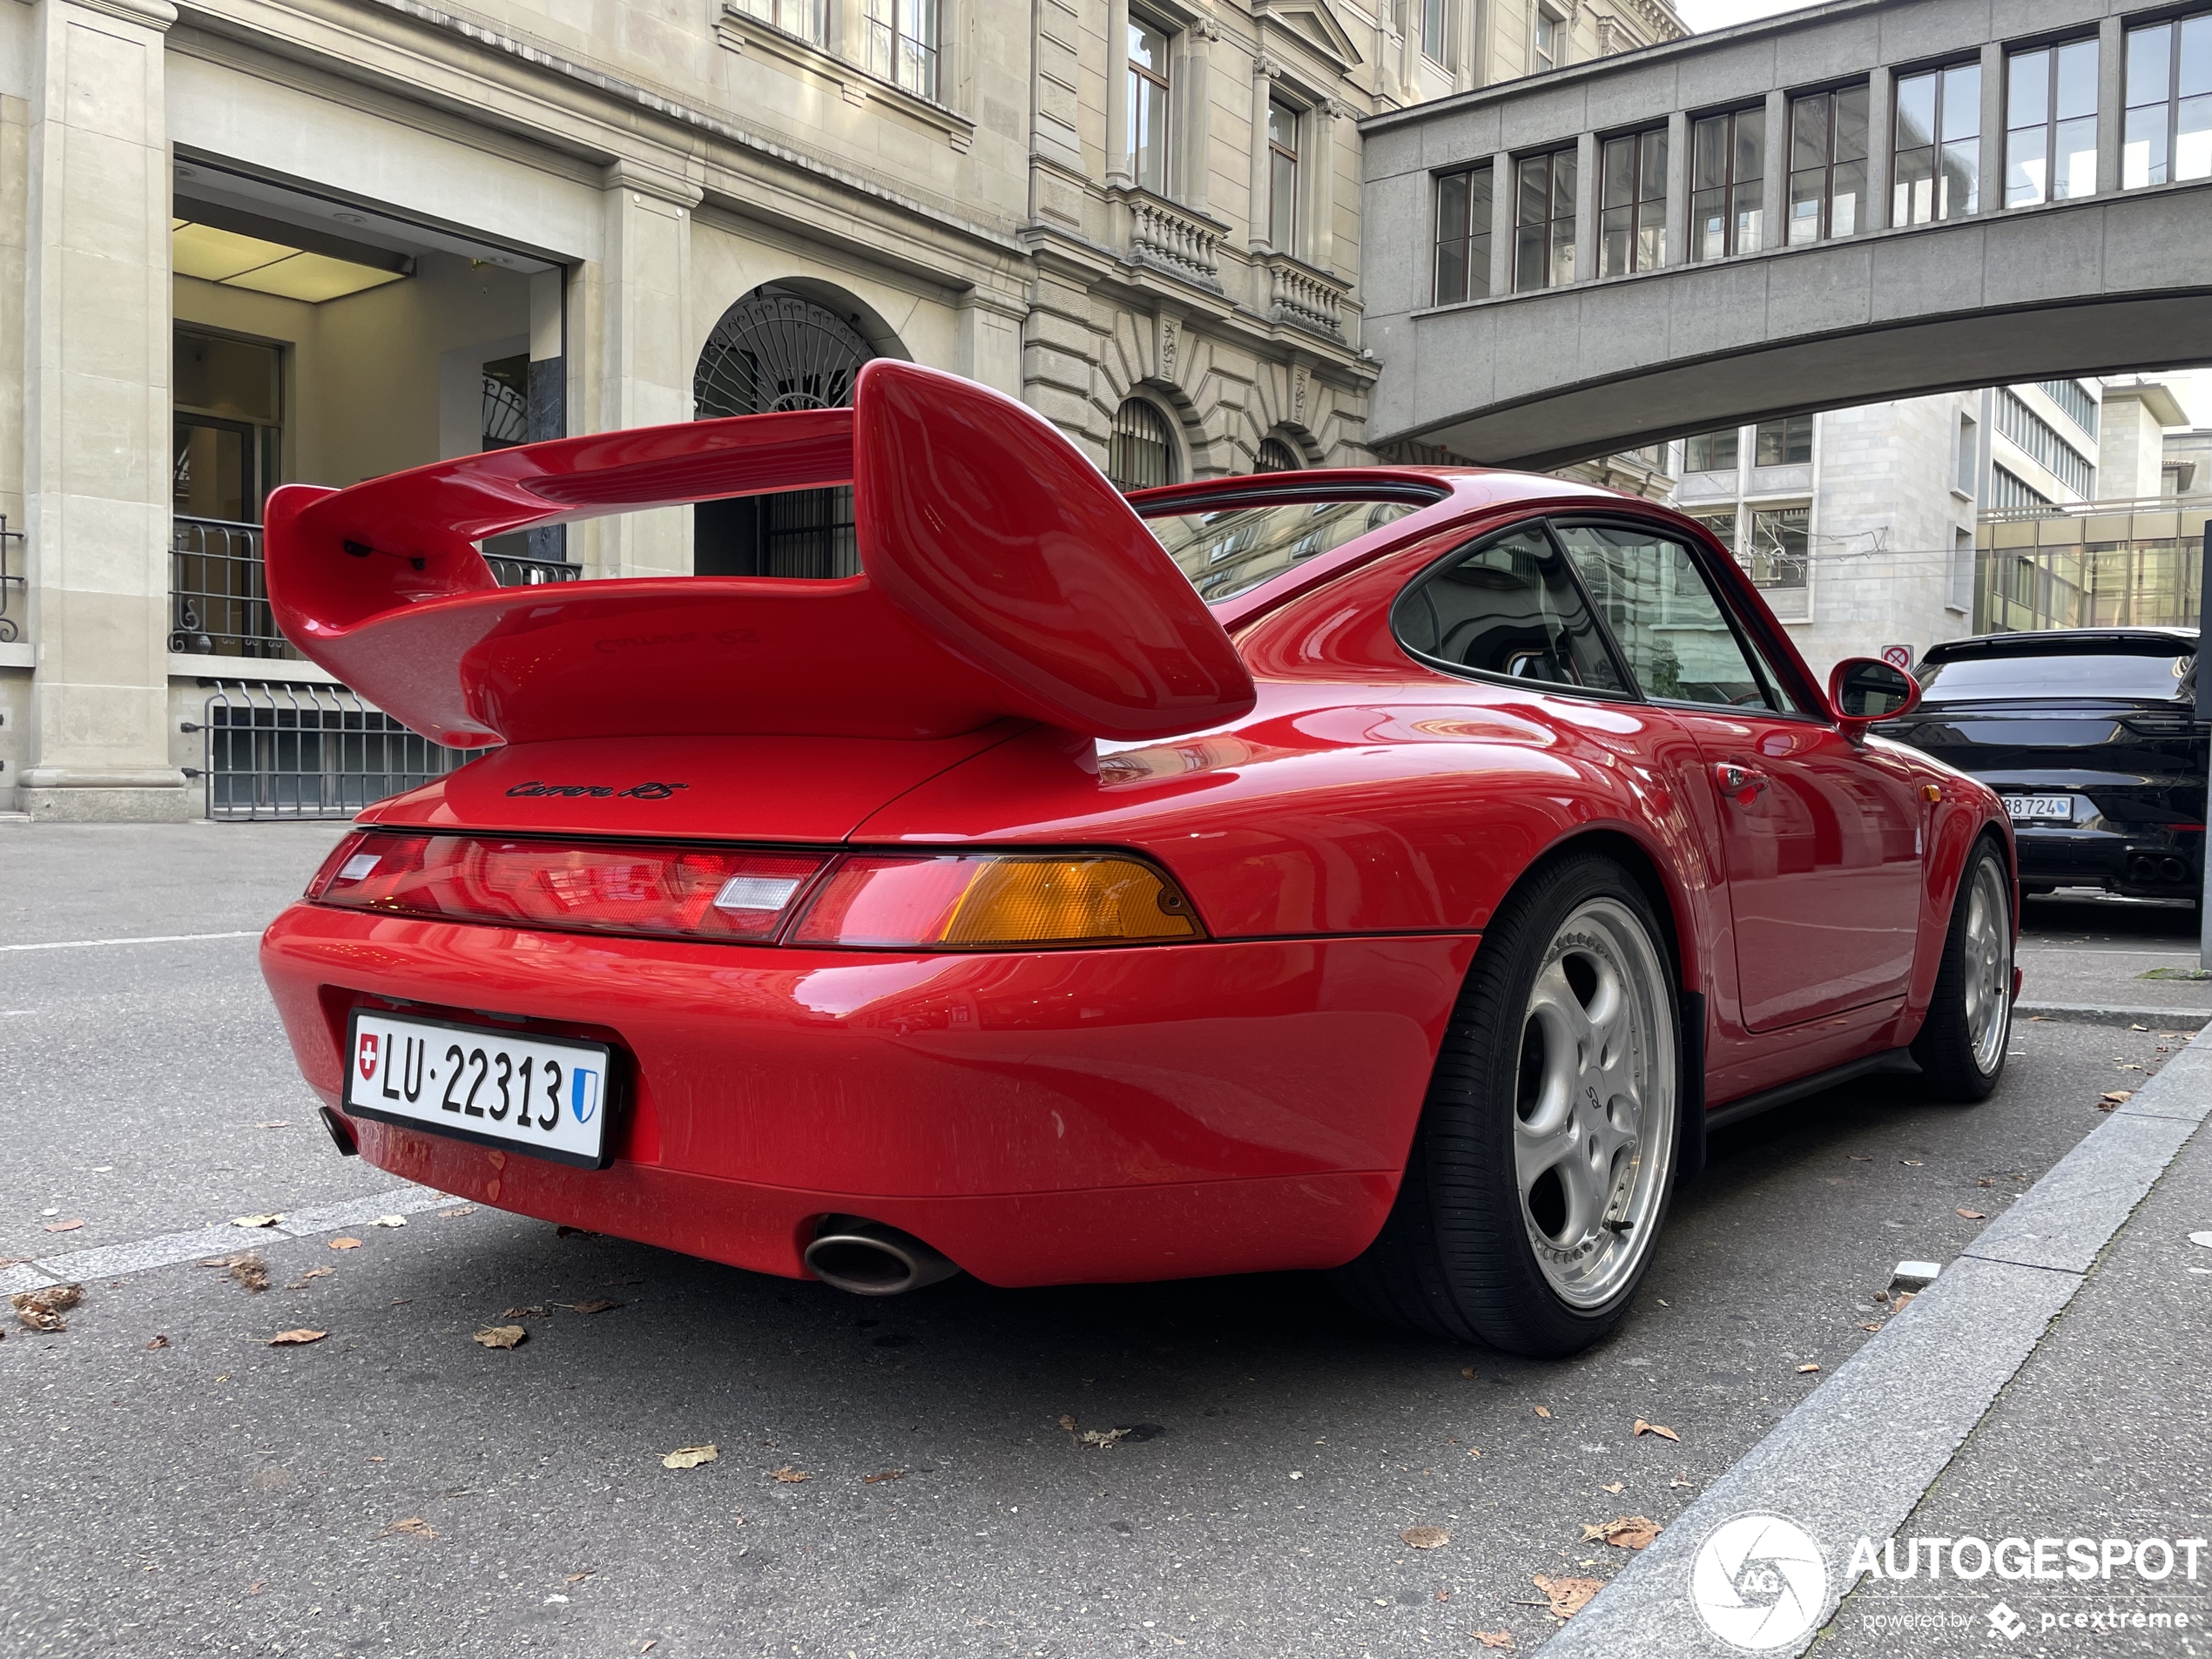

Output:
xmin=1689 ymin=1513 xmax=1829 ymax=1650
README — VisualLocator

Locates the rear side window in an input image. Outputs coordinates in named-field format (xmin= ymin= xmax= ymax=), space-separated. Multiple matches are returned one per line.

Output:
xmin=1393 ymin=526 xmax=1627 ymax=692
xmin=1919 ymin=651 xmax=2191 ymax=702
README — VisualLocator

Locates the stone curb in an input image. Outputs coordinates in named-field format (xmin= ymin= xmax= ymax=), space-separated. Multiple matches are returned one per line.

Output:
xmin=2014 ymin=1001 xmax=2210 ymax=1028
xmin=1537 ymin=1028 xmax=2212 ymax=1656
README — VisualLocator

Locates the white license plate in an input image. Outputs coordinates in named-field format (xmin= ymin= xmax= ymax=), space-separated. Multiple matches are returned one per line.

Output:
xmin=344 ymin=1010 xmax=613 ymax=1168
xmin=2002 ymin=794 xmax=2074 ymax=823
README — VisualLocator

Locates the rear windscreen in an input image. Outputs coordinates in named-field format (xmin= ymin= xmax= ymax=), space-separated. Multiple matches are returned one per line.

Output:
xmin=1918 ymin=650 xmax=2191 ymax=702
xmin=1143 ymin=498 xmax=1418 ymax=602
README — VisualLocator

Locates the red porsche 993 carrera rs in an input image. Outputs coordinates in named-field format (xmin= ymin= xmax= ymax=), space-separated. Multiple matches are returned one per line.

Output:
xmin=259 ymin=361 xmax=2017 ymax=1357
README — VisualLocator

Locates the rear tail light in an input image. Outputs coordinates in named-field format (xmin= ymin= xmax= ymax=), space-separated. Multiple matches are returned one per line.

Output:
xmin=792 ymin=855 xmax=1199 ymax=948
xmin=308 ymin=832 xmax=829 ymax=941
xmin=308 ymin=835 xmax=1201 ymax=949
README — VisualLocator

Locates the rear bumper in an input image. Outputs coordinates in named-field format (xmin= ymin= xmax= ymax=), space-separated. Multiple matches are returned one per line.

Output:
xmin=2015 ymin=826 xmax=2202 ymax=895
xmin=260 ymin=906 xmax=1478 ymax=1286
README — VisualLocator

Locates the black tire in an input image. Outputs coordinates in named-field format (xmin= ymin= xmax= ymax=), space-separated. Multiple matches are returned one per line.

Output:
xmin=1910 ymin=838 xmax=2013 ymax=1103
xmin=1331 ymin=853 xmax=1682 ymax=1357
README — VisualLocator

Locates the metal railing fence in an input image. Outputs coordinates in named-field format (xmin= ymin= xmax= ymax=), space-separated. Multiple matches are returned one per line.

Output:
xmin=186 ymin=681 xmax=476 ymax=822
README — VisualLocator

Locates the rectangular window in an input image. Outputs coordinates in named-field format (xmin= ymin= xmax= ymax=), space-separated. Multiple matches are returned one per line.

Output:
xmin=1601 ymin=127 xmax=1668 ymax=275
xmin=1433 ymin=163 xmax=1494 ymax=304
xmin=1893 ymin=61 xmax=1980 ymax=224
xmin=1690 ymin=510 xmax=1739 ymax=552
xmin=1268 ymin=100 xmax=1300 ymax=249
xmin=1754 ymin=414 xmax=1813 ymax=466
xmin=1951 ymin=527 xmax=1975 ymax=610
xmin=2124 ymin=13 xmax=2212 ymax=188
xmin=1128 ymin=18 xmax=1171 ymax=195
xmin=1422 ymin=0 xmax=1448 ymax=65
xmin=1684 ymin=428 xmax=1740 ymax=472
xmin=1989 ymin=462 xmax=2054 ymax=509
xmin=2006 ymin=39 xmax=2099 ymax=207
xmin=1514 ymin=146 xmax=1577 ymax=292
xmin=1534 ymin=8 xmax=1560 ymax=72
xmin=1788 ymin=84 xmax=1870 ymax=244
xmin=2038 ymin=378 xmax=2099 ymax=435
xmin=1746 ymin=505 xmax=1811 ymax=597
xmin=1994 ymin=389 xmax=2097 ymax=496
xmin=736 ymin=0 xmax=826 ymax=45
xmin=866 ymin=0 xmax=938 ymax=98
xmin=1691 ymin=106 xmax=1766 ymax=260
xmin=1957 ymin=414 xmax=1978 ymax=493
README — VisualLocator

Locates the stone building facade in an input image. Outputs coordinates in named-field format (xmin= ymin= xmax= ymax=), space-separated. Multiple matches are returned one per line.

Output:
xmin=9 ymin=0 xmax=1611 ymax=818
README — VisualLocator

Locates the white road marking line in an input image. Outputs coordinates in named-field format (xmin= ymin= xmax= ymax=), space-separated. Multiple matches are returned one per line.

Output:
xmin=0 ymin=931 xmax=258 ymax=952
xmin=0 ymin=1184 xmax=458 ymax=1293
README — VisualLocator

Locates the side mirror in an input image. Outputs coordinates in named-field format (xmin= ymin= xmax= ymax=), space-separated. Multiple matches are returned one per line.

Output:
xmin=1829 ymin=656 xmax=1921 ymax=735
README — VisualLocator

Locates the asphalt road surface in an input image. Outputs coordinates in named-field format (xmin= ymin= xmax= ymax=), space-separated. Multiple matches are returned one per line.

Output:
xmin=0 ymin=826 xmax=2193 ymax=1656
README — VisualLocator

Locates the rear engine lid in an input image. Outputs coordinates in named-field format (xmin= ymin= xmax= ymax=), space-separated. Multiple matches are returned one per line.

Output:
xmin=360 ymin=729 xmax=1024 ymax=842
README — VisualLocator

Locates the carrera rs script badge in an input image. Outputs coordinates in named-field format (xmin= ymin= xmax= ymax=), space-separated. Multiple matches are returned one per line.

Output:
xmin=504 ymin=781 xmax=691 ymax=799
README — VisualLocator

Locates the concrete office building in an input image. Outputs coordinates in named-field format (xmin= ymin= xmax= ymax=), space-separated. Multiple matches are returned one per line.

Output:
xmin=7 ymin=0 xmax=1689 ymax=819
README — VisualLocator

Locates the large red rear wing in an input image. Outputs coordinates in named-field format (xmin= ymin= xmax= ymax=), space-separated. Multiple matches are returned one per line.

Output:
xmin=265 ymin=361 xmax=1256 ymax=747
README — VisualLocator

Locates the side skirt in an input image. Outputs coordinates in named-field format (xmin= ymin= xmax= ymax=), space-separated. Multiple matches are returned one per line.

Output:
xmin=1703 ymin=1048 xmax=1920 ymax=1134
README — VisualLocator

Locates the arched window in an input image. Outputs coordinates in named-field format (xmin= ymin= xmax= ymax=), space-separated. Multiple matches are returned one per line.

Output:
xmin=692 ymin=290 xmax=876 ymax=577
xmin=1109 ymin=397 xmax=1178 ymax=491
xmin=1255 ymin=436 xmax=1302 ymax=473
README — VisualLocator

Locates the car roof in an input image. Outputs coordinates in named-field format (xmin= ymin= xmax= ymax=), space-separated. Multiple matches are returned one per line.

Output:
xmin=1921 ymin=627 xmax=2200 ymax=664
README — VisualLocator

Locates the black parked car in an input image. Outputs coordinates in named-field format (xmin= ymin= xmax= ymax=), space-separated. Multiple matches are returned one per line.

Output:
xmin=1882 ymin=628 xmax=2205 ymax=902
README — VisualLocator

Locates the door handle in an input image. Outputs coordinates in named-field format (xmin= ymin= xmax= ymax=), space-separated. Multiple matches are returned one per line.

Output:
xmin=1714 ymin=761 xmax=1770 ymax=805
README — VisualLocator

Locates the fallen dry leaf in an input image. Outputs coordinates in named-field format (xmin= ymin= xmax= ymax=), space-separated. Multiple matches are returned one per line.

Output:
xmin=1466 ymin=1446 xmax=1482 ymax=1459
xmin=267 ymin=1329 xmax=327 ymax=1345
xmin=1797 ymin=1363 xmax=1821 ymax=1374
xmin=862 ymin=1470 xmax=905 ymax=1484
xmin=1859 ymin=1321 xmax=1883 ymax=1332
xmin=1670 ymin=1470 xmax=1694 ymax=1488
xmin=662 ymin=1444 xmax=719 ymax=1470
xmin=1582 ymin=1515 xmax=1661 ymax=1550
xmin=566 ymin=1298 xmax=621 ymax=1315
xmin=228 ymin=1255 xmax=270 ymax=1294
xmin=440 ymin=1205 xmax=477 ymax=1217
xmin=472 ymin=1325 xmax=526 ymax=1350
xmin=1532 ymin=1406 xmax=1552 ymax=1420
xmin=11 ymin=1284 xmax=84 ymax=1332
xmin=1533 ymin=1574 xmax=1602 ymax=1620
xmin=328 ymin=1238 xmax=362 ymax=1251
xmin=41 ymin=1218 xmax=84 ymax=1233
xmin=564 ymin=1569 xmax=596 ymax=1584
xmin=1631 ymin=1420 xmax=1679 ymax=1442
xmin=769 ymin=1465 xmax=809 ymax=1483
xmin=1600 ymin=1481 xmax=1624 ymax=1494
xmin=231 ymin=1214 xmax=285 ymax=1229
xmin=502 ymin=1305 xmax=549 ymax=1319
xmin=1956 ymin=1207 xmax=1988 ymax=1220
xmin=1892 ymin=1291 xmax=1918 ymax=1312
xmin=382 ymin=1516 xmax=436 ymax=1539
xmin=285 ymin=1267 xmax=335 ymax=1289
xmin=1460 ymin=1366 xmax=1478 ymax=1379
xmin=1473 ymin=1631 xmax=1515 ymax=1650
xmin=1400 ymin=1526 xmax=1451 ymax=1550
xmin=1078 ymin=1428 xmax=1131 ymax=1449
xmin=145 ymin=1334 xmax=170 ymax=1349
xmin=1056 ymin=1413 xmax=1079 ymax=1432
xmin=639 ymin=1643 xmax=658 ymax=1655
xmin=2099 ymin=1090 xmax=2133 ymax=1111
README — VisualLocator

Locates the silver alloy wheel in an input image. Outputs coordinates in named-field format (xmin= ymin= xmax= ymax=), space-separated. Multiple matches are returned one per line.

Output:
xmin=1511 ymin=897 xmax=1676 ymax=1309
xmin=1962 ymin=856 xmax=2013 ymax=1076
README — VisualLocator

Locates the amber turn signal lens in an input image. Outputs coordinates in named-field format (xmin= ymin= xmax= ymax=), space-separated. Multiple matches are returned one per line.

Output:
xmin=792 ymin=855 xmax=1202 ymax=949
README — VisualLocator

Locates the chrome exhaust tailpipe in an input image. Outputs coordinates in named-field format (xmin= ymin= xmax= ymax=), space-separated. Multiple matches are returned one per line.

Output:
xmin=803 ymin=1216 xmax=961 ymax=1296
